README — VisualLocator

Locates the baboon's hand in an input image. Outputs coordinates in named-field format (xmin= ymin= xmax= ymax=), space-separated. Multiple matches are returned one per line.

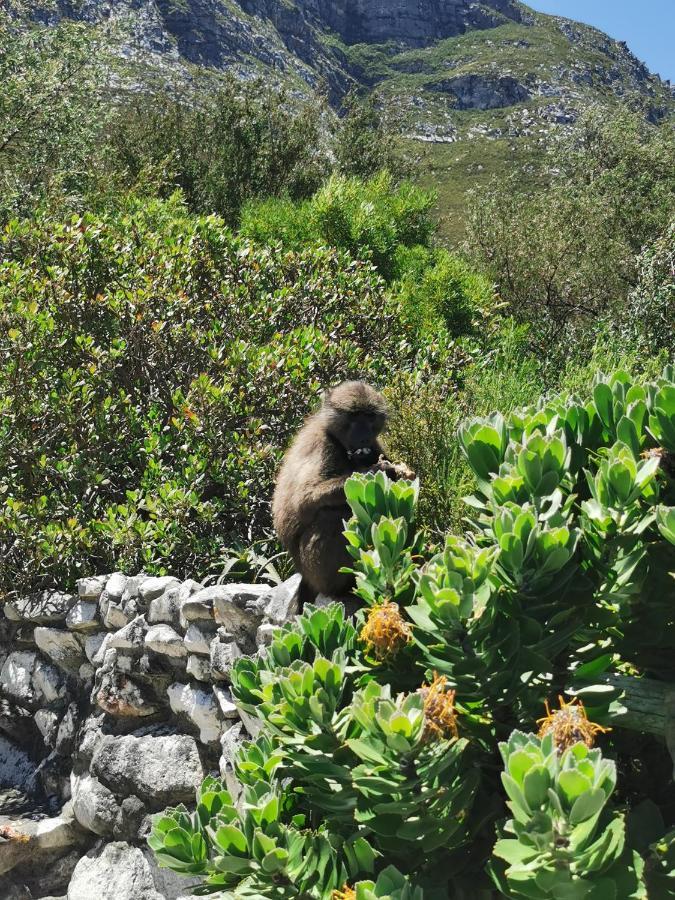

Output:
xmin=370 ymin=456 xmax=416 ymax=481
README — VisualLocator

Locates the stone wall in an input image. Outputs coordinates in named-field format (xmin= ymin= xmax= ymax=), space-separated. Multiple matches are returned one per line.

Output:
xmin=0 ymin=571 xmax=301 ymax=899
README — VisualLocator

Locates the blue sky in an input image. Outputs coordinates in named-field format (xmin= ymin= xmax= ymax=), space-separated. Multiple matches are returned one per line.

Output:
xmin=525 ymin=1 xmax=675 ymax=82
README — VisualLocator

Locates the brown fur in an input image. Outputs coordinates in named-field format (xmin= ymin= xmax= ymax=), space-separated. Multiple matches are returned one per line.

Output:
xmin=273 ymin=381 xmax=400 ymax=601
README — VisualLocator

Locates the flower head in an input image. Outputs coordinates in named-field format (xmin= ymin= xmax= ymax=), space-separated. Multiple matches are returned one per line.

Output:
xmin=360 ymin=602 xmax=412 ymax=661
xmin=419 ymin=672 xmax=459 ymax=741
xmin=537 ymin=695 xmax=610 ymax=753
xmin=332 ymin=886 xmax=356 ymax=900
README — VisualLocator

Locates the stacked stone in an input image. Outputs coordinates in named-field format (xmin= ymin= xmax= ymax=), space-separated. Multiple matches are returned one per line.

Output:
xmin=0 ymin=571 xmax=301 ymax=899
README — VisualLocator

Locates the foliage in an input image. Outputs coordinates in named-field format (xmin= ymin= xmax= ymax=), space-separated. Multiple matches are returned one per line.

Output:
xmin=0 ymin=194 xmax=439 ymax=599
xmin=240 ymin=172 xmax=436 ymax=282
xmin=333 ymin=91 xmax=403 ymax=181
xmin=467 ymin=108 xmax=675 ymax=347
xmin=104 ymin=78 xmax=331 ymax=225
xmin=621 ymin=221 xmax=675 ymax=355
xmin=0 ymin=13 xmax=102 ymax=220
xmin=151 ymin=365 xmax=675 ymax=897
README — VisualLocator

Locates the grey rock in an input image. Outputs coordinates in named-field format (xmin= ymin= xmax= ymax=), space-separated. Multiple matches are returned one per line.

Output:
xmin=219 ymin=721 xmax=246 ymax=799
xmin=0 ymin=733 xmax=36 ymax=794
xmin=0 ymin=806 xmax=82 ymax=877
xmin=167 ymin=682 xmax=223 ymax=744
xmin=183 ymin=621 xmax=215 ymax=655
xmin=263 ymin=573 xmax=301 ymax=625
xmin=105 ymin=572 xmax=127 ymax=601
xmin=142 ymin=848 xmax=201 ymax=899
xmin=55 ymin=702 xmax=79 ymax=755
xmin=34 ymin=627 xmax=84 ymax=674
xmin=77 ymin=575 xmax=108 ymax=601
xmin=4 ymin=591 xmax=75 ymax=625
xmin=139 ymin=576 xmax=181 ymax=604
xmin=213 ymin=684 xmax=238 ymax=718
xmin=93 ymin=651 xmax=160 ymax=719
xmin=145 ymin=624 xmax=187 ymax=658
xmin=90 ymin=733 xmax=204 ymax=805
xmin=212 ymin=584 xmax=270 ymax=649
xmin=102 ymin=598 xmax=130 ymax=630
xmin=35 ymin=709 xmax=60 ymax=745
xmin=108 ymin=615 xmax=147 ymax=651
xmin=209 ymin=638 xmax=242 ymax=682
xmin=65 ymin=600 xmax=99 ymax=633
xmin=186 ymin=654 xmax=211 ymax=682
xmin=236 ymin=705 xmax=263 ymax=739
xmin=67 ymin=841 xmax=163 ymax=900
xmin=0 ymin=650 xmax=66 ymax=710
xmin=71 ymin=772 xmax=121 ymax=836
xmin=256 ymin=622 xmax=277 ymax=646
xmin=84 ymin=632 xmax=108 ymax=664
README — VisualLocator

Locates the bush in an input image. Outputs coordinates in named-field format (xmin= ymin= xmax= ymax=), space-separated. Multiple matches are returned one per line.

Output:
xmin=0 ymin=194 xmax=436 ymax=598
xmin=467 ymin=108 xmax=675 ymax=347
xmin=103 ymin=79 xmax=331 ymax=225
xmin=240 ymin=171 xmax=437 ymax=282
xmin=150 ymin=364 xmax=675 ymax=897
xmin=0 ymin=14 xmax=102 ymax=221
xmin=622 ymin=221 xmax=675 ymax=354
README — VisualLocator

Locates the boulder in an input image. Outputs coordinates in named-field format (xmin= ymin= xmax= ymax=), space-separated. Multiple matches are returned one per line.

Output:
xmin=90 ymin=733 xmax=204 ymax=805
xmin=70 ymin=772 xmax=121 ymax=837
xmin=65 ymin=600 xmax=100 ymax=633
xmin=67 ymin=841 xmax=163 ymax=900
xmin=102 ymin=599 xmax=130 ymax=631
xmin=3 ymin=591 xmax=75 ymax=625
xmin=0 ymin=651 xmax=66 ymax=710
xmin=209 ymin=638 xmax=242 ymax=682
xmin=262 ymin=574 xmax=301 ymax=625
xmin=212 ymin=584 xmax=270 ymax=649
xmin=138 ymin=576 xmax=181 ymax=604
xmin=77 ymin=576 xmax=108 ymax=601
xmin=0 ymin=806 xmax=82 ymax=877
xmin=183 ymin=622 xmax=215 ymax=656
xmin=108 ymin=616 xmax=147 ymax=651
xmin=34 ymin=627 xmax=85 ymax=674
xmin=167 ymin=682 xmax=223 ymax=744
xmin=147 ymin=579 xmax=201 ymax=629
xmin=145 ymin=624 xmax=186 ymax=658
xmin=213 ymin=685 xmax=238 ymax=719
xmin=105 ymin=572 xmax=127 ymax=601
xmin=185 ymin=654 xmax=211 ymax=682
xmin=84 ymin=632 xmax=108 ymax=664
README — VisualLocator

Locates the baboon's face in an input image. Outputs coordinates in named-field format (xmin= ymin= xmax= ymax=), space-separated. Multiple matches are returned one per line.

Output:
xmin=329 ymin=407 xmax=385 ymax=457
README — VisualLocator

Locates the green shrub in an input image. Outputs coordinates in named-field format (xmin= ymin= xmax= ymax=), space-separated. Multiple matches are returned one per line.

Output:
xmin=240 ymin=172 xmax=436 ymax=282
xmin=467 ymin=108 xmax=675 ymax=347
xmin=0 ymin=194 xmax=435 ymax=598
xmin=622 ymin=221 xmax=675 ymax=355
xmin=150 ymin=364 xmax=675 ymax=897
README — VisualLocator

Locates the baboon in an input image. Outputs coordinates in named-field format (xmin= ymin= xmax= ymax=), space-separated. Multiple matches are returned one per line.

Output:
xmin=272 ymin=381 xmax=414 ymax=602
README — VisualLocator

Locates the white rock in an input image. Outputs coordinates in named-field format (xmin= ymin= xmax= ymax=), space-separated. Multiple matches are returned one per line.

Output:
xmin=34 ymin=709 xmax=60 ymax=743
xmin=145 ymin=624 xmax=186 ymax=658
xmin=79 ymin=661 xmax=95 ymax=682
xmin=84 ymin=632 xmax=107 ymax=664
xmin=256 ymin=623 xmax=277 ymax=646
xmin=91 ymin=633 xmax=113 ymax=667
xmin=70 ymin=772 xmax=121 ymax=836
xmin=138 ymin=576 xmax=180 ymax=603
xmin=66 ymin=599 xmax=99 ymax=633
xmin=105 ymin=572 xmax=127 ymax=600
xmin=213 ymin=685 xmax=238 ymax=719
xmin=236 ymin=705 xmax=263 ymax=739
xmin=77 ymin=575 xmax=108 ymax=600
xmin=186 ymin=654 xmax=211 ymax=681
xmin=209 ymin=639 xmax=242 ymax=682
xmin=168 ymin=682 xmax=223 ymax=744
xmin=108 ymin=615 xmax=147 ymax=651
xmin=4 ymin=590 xmax=75 ymax=624
xmin=90 ymin=733 xmax=204 ymax=804
xmin=263 ymin=574 xmax=301 ymax=625
xmin=0 ymin=806 xmax=81 ymax=877
xmin=67 ymin=842 xmax=163 ymax=900
xmin=34 ymin=627 xmax=84 ymax=674
xmin=0 ymin=651 xmax=65 ymax=709
xmin=183 ymin=622 xmax=214 ymax=655
xmin=102 ymin=598 xmax=129 ymax=630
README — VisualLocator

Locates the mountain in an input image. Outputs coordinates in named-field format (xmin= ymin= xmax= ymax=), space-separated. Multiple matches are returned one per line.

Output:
xmin=19 ymin=0 xmax=675 ymax=240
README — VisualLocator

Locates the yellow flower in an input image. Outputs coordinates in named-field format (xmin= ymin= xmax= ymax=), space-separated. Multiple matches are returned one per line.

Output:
xmin=537 ymin=695 xmax=610 ymax=753
xmin=419 ymin=672 xmax=459 ymax=742
xmin=332 ymin=886 xmax=356 ymax=900
xmin=360 ymin=602 xmax=412 ymax=661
